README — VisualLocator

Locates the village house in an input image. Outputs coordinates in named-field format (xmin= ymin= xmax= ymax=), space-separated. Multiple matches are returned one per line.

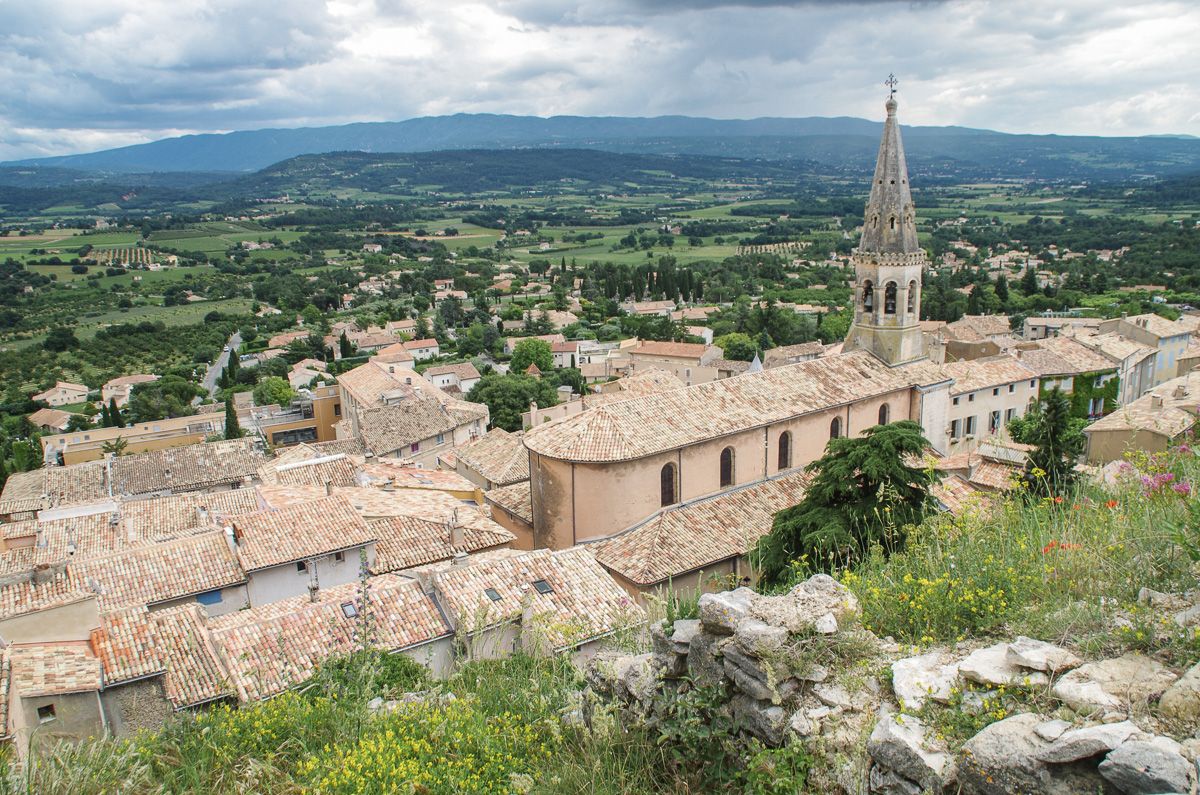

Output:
xmin=941 ymin=356 xmax=1039 ymax=453
xmin=1014 ymin=335 xmax=1120 ymax=419
xmin=626 ymin=340 xmax=724 ymax=385
xmin=101 ymin=374 xmax=158 ymax=409
xmin=1083 ymin=369 xmax=1200 ymax=464
xmin=1097 ymin=314 xmax=1192 ymax=386
xmin=1022 ymin=315 xmax=1102 ymax=340
xmin=1070 ymin=332 xmax=1158 ymax=406
xmin=551 ymin=341 xmax=580 ymax=369
xmin=27 ymin=408 xmax=72 ymax=433
xmin=403 ymin=338 xmax=441 ymax=360
xmin=32 ymin=381 xmax=89 ymax=408
xmin=423 ymin=362 xmax=481 ymax=394
xmin=455 ymin=428 xmax=529 ymax=490
xmin=622 ymin=299 xmax=676 ymax=316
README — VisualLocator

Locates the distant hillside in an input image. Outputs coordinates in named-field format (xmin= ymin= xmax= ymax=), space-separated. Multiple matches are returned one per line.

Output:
xmin=9 ymin=113 xmax=1200 ymax=181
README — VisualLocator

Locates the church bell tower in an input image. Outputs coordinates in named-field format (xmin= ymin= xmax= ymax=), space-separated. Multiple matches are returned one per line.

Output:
xmin=843 ymin=75 xmax=928 ymax=366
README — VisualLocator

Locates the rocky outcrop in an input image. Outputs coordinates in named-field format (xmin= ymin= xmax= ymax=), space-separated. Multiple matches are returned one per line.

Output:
xmin=578 ymin=578 xmax=1199 ymax=795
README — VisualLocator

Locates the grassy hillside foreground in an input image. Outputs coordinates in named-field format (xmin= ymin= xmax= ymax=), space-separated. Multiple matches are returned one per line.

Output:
xmin=6 ymin=443 xmax=1199 ymax=794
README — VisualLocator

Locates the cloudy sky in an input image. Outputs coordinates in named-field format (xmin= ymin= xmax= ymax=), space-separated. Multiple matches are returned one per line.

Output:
xmin=1 ymin=0 xmax=1197 ymax=160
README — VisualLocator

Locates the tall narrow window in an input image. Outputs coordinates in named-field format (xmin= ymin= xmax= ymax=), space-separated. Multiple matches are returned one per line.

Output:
xmin=719 ymin=447 xmax=735 ymax=488
xmin=660 ymin=462 xmax=677 ymax=507
xmin=777 ymin=431 xmax=792 ymax=471
xmin=830 ymin=417 xmax=842 ymax=439
xmin=878 ymin=404 xmax=889 ymax=425
xmin=907 ymin=279 xmax=917 ymax=314
xmin=884 ymin=282 xmax=897 ymax=315
xmin=862 ymin=281 xmax=874 ymax=313
xmin=889 ymin=216 xmax=897 ymax=230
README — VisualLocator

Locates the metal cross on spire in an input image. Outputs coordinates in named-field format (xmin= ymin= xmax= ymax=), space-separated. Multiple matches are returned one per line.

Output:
xmin=885 ymin=73 xmax=898 ymax=98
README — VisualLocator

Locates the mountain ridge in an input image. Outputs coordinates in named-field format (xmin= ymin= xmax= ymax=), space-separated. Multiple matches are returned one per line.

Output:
xmin=10 ymin=112 xmax=1200 ymax=179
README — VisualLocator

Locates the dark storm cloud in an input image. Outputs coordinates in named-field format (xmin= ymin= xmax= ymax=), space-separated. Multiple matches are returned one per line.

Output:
xmin=0 ymin=0 xmax=1196 ymax=160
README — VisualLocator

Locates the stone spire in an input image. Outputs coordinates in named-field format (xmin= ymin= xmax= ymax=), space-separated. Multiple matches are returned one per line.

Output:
xmin=842 ymin=81 xmax=928 ymax=367
xmin=858 ymin=95 xmax=920 ymax=255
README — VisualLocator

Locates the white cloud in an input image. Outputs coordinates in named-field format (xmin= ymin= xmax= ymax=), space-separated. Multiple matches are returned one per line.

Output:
xmin=0 ymin=0 xmax=1197 ymax=160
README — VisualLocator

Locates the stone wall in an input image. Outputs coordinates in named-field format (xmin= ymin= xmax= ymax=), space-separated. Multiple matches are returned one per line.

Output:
xmin=581 ymin=575 xmax=1200 ymax=795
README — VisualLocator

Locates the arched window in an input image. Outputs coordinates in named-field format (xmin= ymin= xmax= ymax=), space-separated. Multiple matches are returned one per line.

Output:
xmin=907 ymin=279 xmax=918 ymax=314
xmin=889 ymin=216 xmax=897 ymax=230
xmin=830 ymin=417 xmax=842 ymax=439
xmin=660 ymin=462 xmax=677 ymax=507
xmin=862 ymin=280 xmax=874 ymax=313
xmin=884 ymin=282 xmax=897 ymax=315
xmin=878 ymin=404 xmax=889 ymax=425
xmin=778 ymin=431 xmax=792 ymax=471
xmin=719 ymin=447 xmax=735 ymax=488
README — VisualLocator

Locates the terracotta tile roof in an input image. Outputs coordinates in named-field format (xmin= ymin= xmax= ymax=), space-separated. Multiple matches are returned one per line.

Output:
xmin=968 ymin=460 xmax=1021 ymax=491
xmin=104 ymin=374 xmax=158 ymax=389
xmin=356 ymin=398 xmax=486 ymax=456
xmin=484 ymin=481 xmax=533 ymax=525
xmin=207 ymin=574 xmax=449 ymax=702
xmin=525 ymin=351 xmax=942 ymax=463
xmin=424 ymin=362 xmax=481 ymax=381
xmin=369 ymin=513 xmax=514 ymax=572
xmin=109 ymin=438 xmax=267 ymax=496
xmin=308 ymin=437 xmax=369 ymax=457
xmin=230 ymin=494 xmax=376 ymax=571
xmin=591 ymin=472 xmax=810 ymax=587
xmin=1122 ymin=313 xmax=1189 ymax=339
xmin=710 ymin=358 xmax=750 ymax=375
xmin=931 ymin=474 xmax=992 ymax=516
xmin=941 ymin=355 xmax=1037 ymax=395
xmin=456 ymin=429 xmax=529 ymax=486
xmin=370 ymin=343 xmax=415 ymax=364
xmin=75 ymin=530 xmax=246 ymax=611
xmin=92 ymin=605 xmax=233 ymax=707
xmin=0 ymin=571 xmax=92 ymax=620
xmin=27 ymin=408 xmax=73 ymax=429
xmin=358 ymin=461 xmax=478 ymax=493
xmin=944 ymin=314 xmax=1012 ymax=342
xmin=630 ymin=340 xmax=708 ymax=360
xmin=763 ymin=342 xmax=825 ymax=365
xmin=120 ymin=489 xmax=259 ymax=540
xmin=260 ymin=454 xmax=363 ymax=488
xmin=403 ymin=338 xmax=439 ymax=350
xmin=1085 ymin=370 xmax=1200 ymax=438
xmin=433 ymin=547 xmax=641 ymax=650
xmin=0 ymin=470 xmax=50 ymax=515
xmin=1027 ymin=336 xmax=1115 ymax=375
xmin=337 ymin=361 xmax=416 ymax=406
xmin=10 ymin=644 xmax=102 ymax=697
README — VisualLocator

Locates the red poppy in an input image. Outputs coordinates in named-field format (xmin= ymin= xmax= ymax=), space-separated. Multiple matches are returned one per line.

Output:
xmin=1053 ymin=496 xmax=1064 ymax=504
xmin=1105 ymin=499 xmax=1119 ymax=509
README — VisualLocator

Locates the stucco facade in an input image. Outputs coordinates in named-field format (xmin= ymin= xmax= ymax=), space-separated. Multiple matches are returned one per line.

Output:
xmin=245 ymin=544 xmax=375 ymax=606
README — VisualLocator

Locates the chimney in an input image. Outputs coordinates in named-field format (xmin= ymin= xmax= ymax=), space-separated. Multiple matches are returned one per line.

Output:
xmin=223 ymin=524 xmax=237 ymax=550
xmin=1174 ymin=385 xmax=1188 ymax=399
xmin=449 ymin=509 xmax=464 ymax=549
xmin=1151 ymin=395 xmax=1164 ymax=409
xmin=451 ymin=551 xmax=468 ymax=566
xmin=197 ymin=506 xmax=209 ymax=525
xmin=325 ymin=479 xmax=334 ymax=496
xmin=309 ymin=580 xmax=320 ymax=602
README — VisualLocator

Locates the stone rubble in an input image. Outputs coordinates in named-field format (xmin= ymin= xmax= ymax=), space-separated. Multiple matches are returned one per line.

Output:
xmin=577 ymin=575 xmax=1200 ymax=795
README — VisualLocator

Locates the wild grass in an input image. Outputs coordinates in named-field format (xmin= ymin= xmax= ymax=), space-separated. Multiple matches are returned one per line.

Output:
xmin=841 ymin=443 xmax=1200 ymax=664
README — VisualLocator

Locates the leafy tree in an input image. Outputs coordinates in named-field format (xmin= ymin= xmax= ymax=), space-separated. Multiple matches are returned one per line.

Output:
xmin=128 ymin=376 xmax=201 ymax=423
xmin=753 ymin=421 xmax=934 ymax=586
xmin=7 ymin=440 xmax=41 ymax=474
xmin=101 ymin=436 xmax=128 ymax=457
xmin=224 ymin=397 xmax=243 ymax=439
xmin=65 ymin=413 xmax=92 ymax=432
xmin=714 ymin=332 xmax=756 ymax=361
xmin=253 ymin=376 xmax=295 ymax=407
xmin=1013 ymin=387 xmax=1085 ymax=494
xmin=510 ymin=339 xmax=553 ymax=374
xmin=466 ymin=374 xmax=560 ymax=432
xmin=43 ymin=327 xmax=79 ymax=352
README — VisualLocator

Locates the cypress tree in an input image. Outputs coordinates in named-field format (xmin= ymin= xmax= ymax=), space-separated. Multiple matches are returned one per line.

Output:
xmin=224 ymin=397 xmax=242 ymax=439
xmin=108 ymin=397 xmax=123 ymax=428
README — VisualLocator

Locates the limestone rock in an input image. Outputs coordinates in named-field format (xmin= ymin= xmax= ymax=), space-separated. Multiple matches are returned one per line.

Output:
xmin=669 ymin=618 xmax=700 ymax=647
xmin=1005 ymin=636 xmax=1082 ymax=674
xmin=1137 ymin=587 xmax=1189 ymax=610
xmin=1051 ymin=654 xmax=1177 ymax=718
xmin=814 ymin=682 xmax=855 ymax=710
xmin=892 ymin=651 xmax=959 ymax=710
xmin=733 ymin=617 xmax=789 ymax=657
xmin=957 ymin=713 xmax=1112 ymax=795
xmin=1036 ymin=720 xmax=1141 ymax=763
xmin=650 ymin=622 xmax=688 ymax=678
xmin=698 ymin=588 xmax=757 ymax=635
xmin=960 ymin=642 xmax=1050 ymax=688
xmin=789 ymin=709 xmax=816 ymax=737
xmin=814 ymin=612 xmax=839 ymax=634
xmin=1173 ymin=602 xmax=1200 ymax=628
xmin=724 ymin=659 xmax=776 ymax=702
xmin=686 ymin=630 xmax=729 ymax=688
xmin=730 ymin=693 xmax=789 ymax=746
xmin=611 ymin=653 xmax=660 ymax=706
xmin=867 ymin=712 xmax=952 ymax=793
xmin=750 ymin=573 xmax=859 ymax=633
xmin=868 ymin=765 xmax=924 ymax=795
xmin=1099 ymin=739 xmax=1192 ymax=795
xmin=1033 ymin=719 xmax=1072 ymax=742
xmin=1159 ymin=661 xmax=1200 ymax=723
